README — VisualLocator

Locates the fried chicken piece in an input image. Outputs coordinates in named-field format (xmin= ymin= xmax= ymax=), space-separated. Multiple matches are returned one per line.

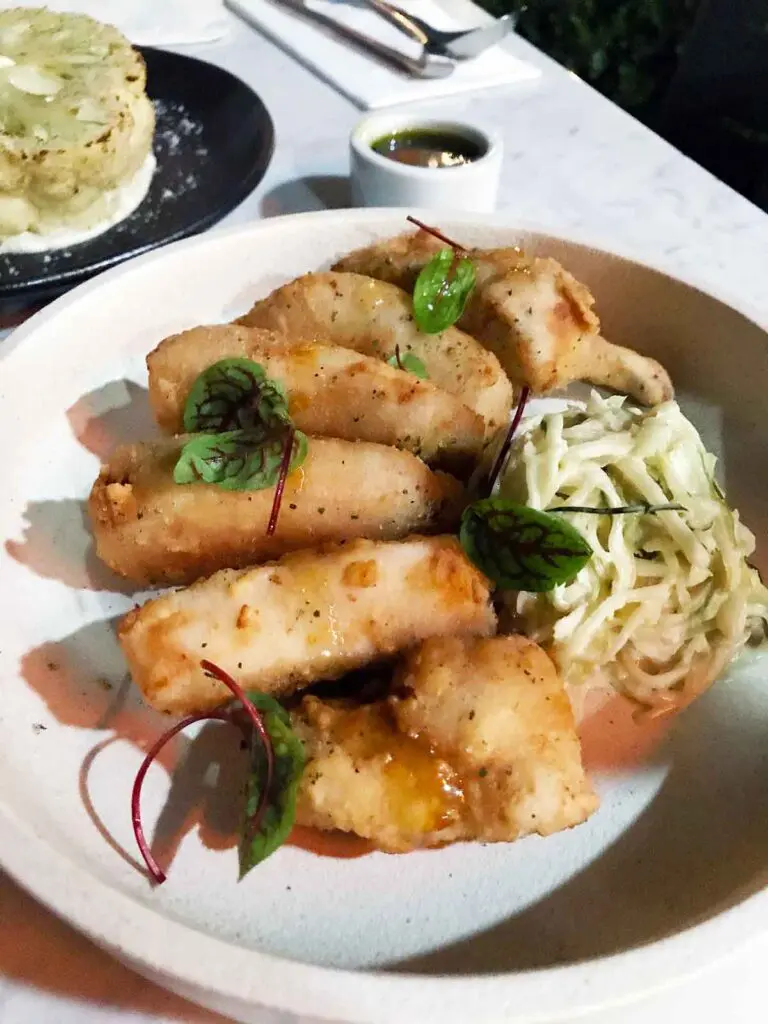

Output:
xmin=333 ymin=227 xmax=443 ymax=287
xmin=394 ymin=635 xmax=599 ymax=840
xmin=334 ymin=231 xmax=673 ymax=405
xmin=293 ymin=635 xmax=598 ymax=851
xmin=147 ymin=324 xmax=485 ymax=470
xmin=119 ymin=537 xmax=496 ymax=714
xmin=238 ymin=272 xmax=513 ymax=435
xmin=293 ymin=698 xmax=467 ymax=851
xmin=89 ymin=435 xmax=464 ymax=586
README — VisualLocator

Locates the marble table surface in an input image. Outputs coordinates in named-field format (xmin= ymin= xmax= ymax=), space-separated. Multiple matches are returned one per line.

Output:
xmin=1 ymin=6 xmax=767 ymax=1022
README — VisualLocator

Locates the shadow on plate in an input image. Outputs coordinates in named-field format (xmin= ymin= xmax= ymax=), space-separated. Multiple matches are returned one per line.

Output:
xmin=6 ymin=497 xmax=136 ymax=593
xmin=0 ymin=873 xmax=228 ymax=1022
xmin=68 ymin=378 xmax=158 ymax=459
xmin=260 ymin=175 xmax=352 ymax=218
xmin=21 ymin=617 xmax=248 ymax=881
xmin=6 ymin=380 xmax=157 ymax=593
xmin=389 ymin=673 xmax=768 ymax=974
xmin=578 ymin=692 xmax=675 ymax=773
xmin=150 ymin=717 xmax=247 ymax=870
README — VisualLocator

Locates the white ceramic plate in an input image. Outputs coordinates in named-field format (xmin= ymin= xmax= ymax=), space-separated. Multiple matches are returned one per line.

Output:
xmin=0 ymin=210 xmax=766 ymax=1024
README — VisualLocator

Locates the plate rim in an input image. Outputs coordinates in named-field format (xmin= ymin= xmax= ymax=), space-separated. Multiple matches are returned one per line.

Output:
xmin=1 ymin=207 xmax=766 ymax=1024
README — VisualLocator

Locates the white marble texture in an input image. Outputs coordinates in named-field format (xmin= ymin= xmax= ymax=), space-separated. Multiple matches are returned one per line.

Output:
xmin=1 ymin=4 xmax=767 ymax=1022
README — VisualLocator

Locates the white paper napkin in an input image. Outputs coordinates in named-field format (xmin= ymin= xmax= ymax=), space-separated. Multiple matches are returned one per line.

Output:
xmin=22 ymin=0 xmax=230 ymax=46
xmin=227 ymin=0 xmax=540 ymax=108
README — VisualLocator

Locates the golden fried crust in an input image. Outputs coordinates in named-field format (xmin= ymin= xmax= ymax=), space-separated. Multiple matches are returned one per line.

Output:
xmin=89 ymin=435 xmax=466 ymax=586
xmin=334 ymin=232 xmax=673 ymax=405
xmin=332 ymin=228 xmax=442 ymax=290
xmin=460 ymin=251 xmax=673 ymax=404
xmin=118 ymin=536 xmax=496 ymax=714
xmin=394 ymin=635 xmax=599 ymax=840
xmin=147 ymin=324 xmax=485 ymax=469
xmin=238 ymin=272 xmax=513 ymax=435
xmin=293 ymin=635 xmax=598 ymax=851
xmin=293 ymin=699 xmax=466 ymax=852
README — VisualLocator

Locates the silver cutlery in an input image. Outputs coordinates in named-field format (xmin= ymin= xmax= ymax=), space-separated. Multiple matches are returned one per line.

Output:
xmin=256 ymin=0 xmax=455 ymax=78
xmin=361 ymin=2 xmax=519 ymax=60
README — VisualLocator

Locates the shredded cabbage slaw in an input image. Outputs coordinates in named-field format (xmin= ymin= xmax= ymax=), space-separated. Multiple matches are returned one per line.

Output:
xmin=499 ymin=392 xmax=768 ymax=712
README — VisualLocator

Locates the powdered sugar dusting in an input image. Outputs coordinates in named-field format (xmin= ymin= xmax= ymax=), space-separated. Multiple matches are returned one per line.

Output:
xmin=152 ymin=98 xmax=209 ymax=198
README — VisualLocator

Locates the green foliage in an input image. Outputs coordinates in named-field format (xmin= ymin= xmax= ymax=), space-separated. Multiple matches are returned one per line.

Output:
xmin=386 ymin=350 xmax=429 ymax=379
xmin=459 ymin=498 xmax=592 ymax=592
xmin=183 ymin=357 xmax=291 ymax=434
xmin=174 ymin=427 xmax=308 ymax=492
xmin=412 ymin=248 xmax=476 ymax=334
xmin=478 ymin=0 xmax=701 ymax=120
xmin=239 ymin=692 xmax=305 ymax=879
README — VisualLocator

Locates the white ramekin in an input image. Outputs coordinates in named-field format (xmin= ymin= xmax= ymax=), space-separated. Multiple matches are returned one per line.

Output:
xmin=350 ymin=109 xmax=503 ymax=212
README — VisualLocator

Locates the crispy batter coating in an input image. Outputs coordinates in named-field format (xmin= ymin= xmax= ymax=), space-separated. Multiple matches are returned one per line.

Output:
xmin=89 ymin=435 xmax=465 ymax=586
xmin=334 ymin=231 xmax=673 ymax=405
xmin=118 ymin=537 xmax=496 ymax=714
xmin=147 ymin=324 xmax=485 ymax=469
xmin=238 ymin=272 xmax=513 ymax=434
xmin=293 ymin=635 xmax=598 ymax=851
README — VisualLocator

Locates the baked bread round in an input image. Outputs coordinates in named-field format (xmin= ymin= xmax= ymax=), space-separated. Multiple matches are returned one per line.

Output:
xmin=0 ymin=7 xmax=155 ymax=239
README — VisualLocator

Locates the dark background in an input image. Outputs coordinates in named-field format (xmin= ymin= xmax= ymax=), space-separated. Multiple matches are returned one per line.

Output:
xmin=478 ymin=0 xmax=768 ymax=212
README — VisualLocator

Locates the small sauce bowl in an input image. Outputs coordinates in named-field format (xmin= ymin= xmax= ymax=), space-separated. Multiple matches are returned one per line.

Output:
xmin=350 ymin=110 xmax=502 ymax=212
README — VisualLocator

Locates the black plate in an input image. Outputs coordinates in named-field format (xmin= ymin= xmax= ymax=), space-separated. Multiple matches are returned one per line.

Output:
xmin=0 ymin=47 xmax=274 ymax=307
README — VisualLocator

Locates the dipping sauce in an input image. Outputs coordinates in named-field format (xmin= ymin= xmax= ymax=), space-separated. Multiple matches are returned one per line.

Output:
xmin=371 ymin=129 xmax=486 ymax=169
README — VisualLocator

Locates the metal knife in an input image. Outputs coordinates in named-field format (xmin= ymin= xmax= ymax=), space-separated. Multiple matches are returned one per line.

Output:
xmin=229 ymin=0 xmax=455 ymax=80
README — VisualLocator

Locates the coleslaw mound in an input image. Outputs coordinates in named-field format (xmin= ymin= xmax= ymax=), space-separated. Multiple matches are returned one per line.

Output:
xmin=499 ymin=392 xmax=768 ymax=712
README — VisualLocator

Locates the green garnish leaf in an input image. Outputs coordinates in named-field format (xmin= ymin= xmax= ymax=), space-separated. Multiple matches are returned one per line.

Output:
xmin=239 ymin=692 xmax=305 ymax=878
xmin=387 ymin=350 xmax=429 ymax=379
xmin=413 ymin=247 xmax=476 ymax=334
xmin=174 ymin=427 xmax=308 ymax=491
xmin=460 ymin=498 xmax=592 ymax=592
xmin=183 ymin=358 xmax=291 ymax=433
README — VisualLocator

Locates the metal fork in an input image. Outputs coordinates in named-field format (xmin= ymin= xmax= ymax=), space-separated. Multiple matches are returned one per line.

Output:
xmin=362 ymin=2 xmax=520 ymax=60
xmin=261 ymin=0 xmax=455 ymax=78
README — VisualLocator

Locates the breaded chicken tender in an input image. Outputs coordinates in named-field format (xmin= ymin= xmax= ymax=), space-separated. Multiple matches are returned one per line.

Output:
xmin=293 ymin=698 xmax=466 ymax=850
xmin=119 ymin=537 xmax=496 ymax=714
xmin=238 ymin=272 xmax=513 ymax=435
xmin=334 ymin=231 xmax=673 ymax=406
xmin=89 ymin=435 xmax=464 ymax=586
xmin=293 ymin=635 xmax=598 ymax=851
xmin=147 ymin=324 xmax=485 ymax=469
xmin=333 ymin=227 xmax=443 ymax=288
